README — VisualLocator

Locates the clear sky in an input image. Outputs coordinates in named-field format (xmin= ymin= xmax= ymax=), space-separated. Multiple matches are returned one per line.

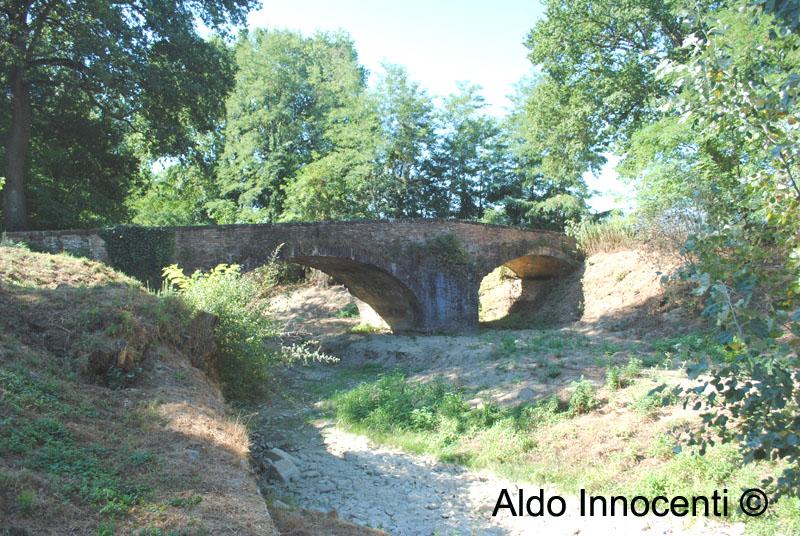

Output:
xmin=249 ymin=0 xmax=543 ymax=115
xmin=246 ymin=0 xmax=631 ymax=212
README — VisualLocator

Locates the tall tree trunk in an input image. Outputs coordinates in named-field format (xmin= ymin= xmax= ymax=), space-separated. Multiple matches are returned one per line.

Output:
xmin=3 ymin=66 xmax=32 ymax=231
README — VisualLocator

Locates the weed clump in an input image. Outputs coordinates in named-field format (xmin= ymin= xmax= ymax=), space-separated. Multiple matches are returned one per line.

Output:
xmin=335 ymin=302 xmax=359 ymax=318
xmin=606 ymin=357 xmax=644 ymax=391
xmin=568 ymin=377 xmax=598 ymax=415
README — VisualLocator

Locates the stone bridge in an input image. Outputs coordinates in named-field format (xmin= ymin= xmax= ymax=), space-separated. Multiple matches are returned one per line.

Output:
xmin=3 ymin=220 xmax=581 ymax=332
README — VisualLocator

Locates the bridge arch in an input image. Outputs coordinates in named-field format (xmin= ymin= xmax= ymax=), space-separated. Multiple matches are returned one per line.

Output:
xmin=287 ymin=255 xmax=422 ymax=331
xmin=478 ymin=246 xmax=579 ymax=324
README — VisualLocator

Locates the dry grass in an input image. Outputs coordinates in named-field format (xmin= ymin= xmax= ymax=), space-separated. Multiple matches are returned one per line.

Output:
xmin=0 ymin=247 xmax=277 ymax=535
xmin=271 ymin=506 xmax=387 ymax=535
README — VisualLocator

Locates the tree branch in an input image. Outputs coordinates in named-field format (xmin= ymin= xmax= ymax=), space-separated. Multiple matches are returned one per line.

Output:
xmin=26 ymin=56 xmax=88 ymax=71
xmin=778 ymin=151 xmax=800 ymax=200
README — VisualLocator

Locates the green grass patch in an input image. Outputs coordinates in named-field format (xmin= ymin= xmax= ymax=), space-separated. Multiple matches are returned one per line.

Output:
xmin=326 ymin=371 xmax=799 ymax=533
xmin=651 ymin=332 xmax=733 ymax=363
xmin=0 ymin=365 xmax=151 ymax=519
xmin=349 ymin=323 xmax=384 ymax=334
xmin=329 ymin=371 xmax=563 ymax=466
xmin=335 ymin=303 xmax=359 ymax=318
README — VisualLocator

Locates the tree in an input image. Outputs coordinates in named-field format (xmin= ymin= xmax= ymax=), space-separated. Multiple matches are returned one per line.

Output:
xmin=215 ymin=29 xmax=367 ymax=222
xmin=0 ymin=0 xmax=255 ymax=230
xmin=494 ymin=78 xmax=589 ymax=230
xmin=281 ymin=93 xmax=384 ymax=221
xmin=0 ymin=74 xmax=142 ymax=228
xmin=650 ymin=1 xmax=800 ymax=496
xmin=432 ymin=83 xmax=506 ymax=220
xmin=524 ymin=0 xmax=692 ymax=183
xmin=373 ymin=64 xmax=436 ymax=218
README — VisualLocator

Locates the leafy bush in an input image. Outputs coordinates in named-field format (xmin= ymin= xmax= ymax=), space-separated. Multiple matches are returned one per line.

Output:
xmin=249 ymin=244 xmax=307 ymax=289
xmin=162 ymin=264 xmax=278 ymax=400
xmin=163 ymin=262 xmax=336 ymax=401
xmin=518 ymin=396 xmax=564 ymax=429
xmin=605 ymin=366 xmax=623 ymax=391
xmin=568 ymin=377 xmax=598 ymax=415
xmin=606 ymin=357 xmax=644 ymax=391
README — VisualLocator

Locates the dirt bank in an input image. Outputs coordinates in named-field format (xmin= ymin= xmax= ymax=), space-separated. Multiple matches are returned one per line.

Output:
xmin=0 ymin=247 xmax=276 ymax=534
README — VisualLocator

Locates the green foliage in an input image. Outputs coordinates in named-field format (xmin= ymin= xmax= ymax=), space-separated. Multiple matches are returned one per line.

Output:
xmin=623 ymin=357 xmax=643 ymax=379
xmin=428 ymin=83 xmax=510 ymax=220
xmin=130 ymin=162 xmax=218 ymax=226
xmin=349 ymin=323 xmax=385 ymax=334
xmin=605 ymin=366 xmax=623 ymax=391
xmin=216 ymin=29 xmax=370 ymax=222
xmin=527 ymin=0 xmax=800 ymax=498
xmin=168 ymin=495 xmax=203 ymax=508
xmin=99 ymin=226 xmax=176 ymax=288
xmin=372 ymin=64 xmax=438 ymax=218
xmin=1 ymin=0 xmax=255 ymax=229
xmin=644 ymin=1 xmax=800 ymax=497
xmin=332 ymin=373 xmax=575 ymax=469
xmin=127 ymin=41 xmax=568 ymax=227
xmin=335 ymin=303 xmax=359 ymax=318
xmin=525 ymin=0 xmax=686 ymax=179
xmin=518 ymin=396 xmax=564 ymax=429
xmin=651 ymin=333 xmax=732 ymax=363
xmin=333 ymin=372 xmax=453 ymax=433
xmin=0 ymin=367 xmax=66 ymax=413
xmin=162 ymin=262 xmax=335 ymax=399
xmin=0 ymin=415 xmax=149 ymax=515
xmin=249 ymin=245 xmax=307 ymax=288
xmin=332 ymin=372 xmax=562 ymax=448
xmin=491 ymin=334 xmax=519 ymax=359
xmin=162 ymin=263 xmax=278 ymax=400
xmin=567 ymin=377 xmax=598 ymax=415
xmin=16 ymin=489 xmax=35 ymax=515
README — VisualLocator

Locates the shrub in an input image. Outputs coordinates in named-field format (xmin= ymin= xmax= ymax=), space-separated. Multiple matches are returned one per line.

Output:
xmin=568 ymin=377 xmax=598 ymax=415
xmin=606 ymin=357 xmax=644 ymax=391
xmin=605 ymin=366 xmax=622 ymax=390
xmin=163 ymin=263 xmax=336 ymax=401
xmin=519 ymin=397 xmax=563 ymax=429
xmin=249 ymin=244 xmax=307 ymax=289
xmin=632 ymin=394 xmax=663 ymax=418
xmin=162 ymin=264 xmax=278 ymax=400
xmin=623 ymin=357 xmax=643 ymax=378
xmin=17 ymin=489 xmax=35 ymax=515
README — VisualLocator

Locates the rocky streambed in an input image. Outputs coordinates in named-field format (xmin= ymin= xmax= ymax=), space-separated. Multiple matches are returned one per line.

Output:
xmin=249 ymin=398 xmax=745 ymax=536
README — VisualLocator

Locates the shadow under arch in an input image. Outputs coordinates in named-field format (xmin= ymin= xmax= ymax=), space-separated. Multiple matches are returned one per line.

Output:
xmin=479 ymin=252 xmax=583 ymax=328
xmin=289 ymin=255 xmax=423 ymax=331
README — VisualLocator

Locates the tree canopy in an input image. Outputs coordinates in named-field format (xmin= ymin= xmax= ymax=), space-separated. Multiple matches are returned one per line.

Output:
xmin=0 ymin=0 xmax=256 ymax=230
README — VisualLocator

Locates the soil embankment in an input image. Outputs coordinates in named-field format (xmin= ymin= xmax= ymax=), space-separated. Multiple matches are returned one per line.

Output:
xmin=0 ymin=247 xmax=277 ymax=534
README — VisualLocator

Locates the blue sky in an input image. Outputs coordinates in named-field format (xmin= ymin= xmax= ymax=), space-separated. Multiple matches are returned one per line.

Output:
xmin=246 ymin=0 xmax=631 ymax=212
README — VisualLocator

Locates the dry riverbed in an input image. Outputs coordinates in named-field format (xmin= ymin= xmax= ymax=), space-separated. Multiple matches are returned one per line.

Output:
xmin=251 ymin=365 xmax=743 ymax=536
xmin=251 ymin=262 xmax=779 ymax=535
